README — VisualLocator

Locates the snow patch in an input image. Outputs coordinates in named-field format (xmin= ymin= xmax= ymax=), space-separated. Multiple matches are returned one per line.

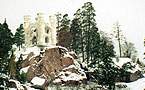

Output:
xmin=31 ymin=77 xmax=45 ymax=86
xmin=62 ymin=65 xmax=77 ymax=71
xmin=127 ymin=64 xmax=142 ymax=73
xmin=20 ymin=66 xmax=30 ymax=73
xmin=64 ymin=52 xmax=73 ymax=59
xmin=23 ymin=46 xmax=40 ymax=57
xmin=53 ymin=64 xmax=86 ymax=84
xmin=113 ymin=58 xmax=132 ymax=68
xmin=126 ymin=77 xmax=145 ymax=90
xmin=53 ymin=78 xmax=62 ymax=83
xmin=44 ymin=46 xmax=68 ymax=52
xmin=9 ymin=79 xmax=24 ymax=90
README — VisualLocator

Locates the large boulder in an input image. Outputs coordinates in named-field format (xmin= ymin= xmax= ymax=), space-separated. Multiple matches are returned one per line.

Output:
xmin=20 ymin=46 xmax=87 ymax=87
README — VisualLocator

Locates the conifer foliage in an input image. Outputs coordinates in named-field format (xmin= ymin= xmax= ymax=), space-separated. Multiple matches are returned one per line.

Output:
xmin=70 ymin=10 xmax=82 ymax=54
xmin=0 ymin=20 xmax=13 ymax=74
xmin=70 ymin=3 xmax=118 ymax=89
xmin=0 ymin=19 xmax=13 ymax=88
xmin=0 ymin=20 xmax=13 ymax=59
xmin=92 ymin=31 xmax=117 ymax=89
xmin=57 ymin=14 xmax=72 ymax=50
xmin=14 ymin=24 xmax=24 ymax=50
xmin=70 ymin=2 xmax=100 ymax=64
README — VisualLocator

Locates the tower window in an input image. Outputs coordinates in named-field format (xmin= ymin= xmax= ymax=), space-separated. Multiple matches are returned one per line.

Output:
xmin=45 ymin=27 xmax=49 ymax=34
xmin=31 ymin=28 xmax=37 ymax=32
xmin=34 ymin=29 xmax=37 ymax=32
xmin=45 ymin=37 xmax=49 ymax=43
xmin=46 ymin=29 xmax=49 ymax=34
xmin=32 ymin=36 xmax=37 ymax=45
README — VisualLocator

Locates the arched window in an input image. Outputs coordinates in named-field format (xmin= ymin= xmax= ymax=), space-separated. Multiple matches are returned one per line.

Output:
xmin=31 ymin=28 xmax=37 ymax=32
xmin=32 ymin=36 xmax=37 ymax=45
xmin=45 ymin=37 xmax=49 ymax=43
xmin=45 ymin=27 xmax=49 ymax=34
xmin=34 ymin=29 xmax=37 ymax=32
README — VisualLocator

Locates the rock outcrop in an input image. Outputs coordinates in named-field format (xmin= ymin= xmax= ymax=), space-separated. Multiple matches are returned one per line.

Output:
xmin=20 ymin=46 xmax=87 ymax=87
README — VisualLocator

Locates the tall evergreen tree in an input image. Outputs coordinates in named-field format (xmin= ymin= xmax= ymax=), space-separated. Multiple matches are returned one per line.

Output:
xmin=0 ymin=19 xmax=13 ymax=74
xmin=0 ymin=19 xmax=13 ymax=89
xmin=57 ymin=14 xmax=72 ymax=50
xmin=55 ymin=12 xmax=62 ymax=31
xmin=70 ymin=2 xmax=101 ymax=64
xmin=70 ymin=18 xmax=81 ymax=54
xmin=91 ymin=31 xmax=118 ymax=89
xmin=80 ymin=2 xmax=100 ymax=64
xmin=16 ymin=54 xmax=27 ymax=84
xmin=73 ymin=9 xmax=85 ymax=61
xmin=14 ymin=24 xmax=24 ymax=50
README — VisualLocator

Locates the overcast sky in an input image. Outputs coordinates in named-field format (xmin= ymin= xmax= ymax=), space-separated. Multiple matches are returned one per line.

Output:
xmin=0 ymin=0 xmax=145 ymax=59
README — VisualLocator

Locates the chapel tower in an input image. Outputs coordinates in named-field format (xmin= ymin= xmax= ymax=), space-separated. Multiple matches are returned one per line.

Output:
xmin=24 ymin=13 xmax=57 ymax=47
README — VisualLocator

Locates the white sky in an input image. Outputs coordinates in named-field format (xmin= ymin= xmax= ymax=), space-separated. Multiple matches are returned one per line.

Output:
xmin=0 ymin=0 xmax=145 ymax=59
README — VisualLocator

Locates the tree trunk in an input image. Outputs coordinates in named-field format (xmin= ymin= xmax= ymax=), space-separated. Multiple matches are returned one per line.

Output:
xmin=117 ymin=22 xmax=122 ymax=57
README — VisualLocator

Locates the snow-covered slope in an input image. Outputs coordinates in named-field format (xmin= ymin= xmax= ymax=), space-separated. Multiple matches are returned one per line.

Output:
xmin=113 ymin=58 xmax=132 ymax=68
xmin=126 ymin=77 xmax=145 ymax=90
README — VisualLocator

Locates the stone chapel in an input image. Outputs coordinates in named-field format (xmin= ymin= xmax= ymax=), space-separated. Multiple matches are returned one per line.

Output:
xmin=24 ymin=13 xmax=57 ymax=47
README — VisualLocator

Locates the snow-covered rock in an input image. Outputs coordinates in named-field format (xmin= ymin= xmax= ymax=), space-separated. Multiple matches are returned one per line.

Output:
xmin=52 ymin=65 xmax=86 ymax=85
xmin=19 ymin=46 xmax=87 ymax=88
xmin=9 ymin=79 xmax=24 ymax=90
xmin=20 ymin=66 xmax=30 ymax=73
xmin=9 ymin=79 xmax=40 ymax=90
xmin=113 ymin=58 xmax=132 ymax=68
xmin=113 ymin=58 xmax=144 ymax=82
xmin=31 ymin=77 xmax=45 ymax=86
xmin=113 ymin=58 xmax=142 ymax=73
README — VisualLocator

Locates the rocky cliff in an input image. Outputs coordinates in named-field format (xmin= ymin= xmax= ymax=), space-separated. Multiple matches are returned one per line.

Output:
xmin=20 ymin=46 xmax=87 ymax=88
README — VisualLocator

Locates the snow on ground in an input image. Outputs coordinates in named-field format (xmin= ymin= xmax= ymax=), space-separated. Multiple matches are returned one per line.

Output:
xmin=14 ymin=46 xmax=69 ymax=62
xmin=9 ymin=79 xmax=24 ymax=90
xmin=14 ymin=45 xmax=42 ymax=62
xmin=64 ymin=52 xmax=73 ymax=59
xmin=13 ymin=45 xmax=25 ymax=61
xmin=116 ymin=77 xmax=145 ymax=90
xmin=53 ymin=65 xmax=86 ymax=84
xmin=22 ymin=46 xmax=40 ymax=59
xmin=113 ymin=58 xmax=132 ymax=68
xmin=125 ymin=77 xmax=145 ymax=90
xmin=31 ymin=77 xmax=45 ymax=86
xmin=127 ymin=64 xmax=142 ymax=73
xmin=9 ymin=80 xmax=40 ymax=90
xmin=113 ymin=58 xmax=142 ymax=73
xmin=58 ymin=71 xmax=85 ymax=81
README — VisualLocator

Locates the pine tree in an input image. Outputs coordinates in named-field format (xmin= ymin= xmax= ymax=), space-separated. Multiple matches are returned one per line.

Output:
xmin=16 ymin=54 xmax=27 ymax=84
xmin=55 ymin=12 xmax=62 ymax=31
xmin=57 ymin=14 xmax=72 ymax=50
xmin=0 ymin=19 xmax=13 ymax=88
xmin=73 ymin=9 xmax=86 ymax=61
xmin=14 ymin=24 xmax=24 ymax=50
xmin=80 ymin=2 xmax=100 ymax=65
xmin=91 ymin=31 xmax=118 ymax=89
xmin=70 ymin=18 xmax=81 ymax=54
xmin=0 ymin=19 xmax=13 ymax=74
